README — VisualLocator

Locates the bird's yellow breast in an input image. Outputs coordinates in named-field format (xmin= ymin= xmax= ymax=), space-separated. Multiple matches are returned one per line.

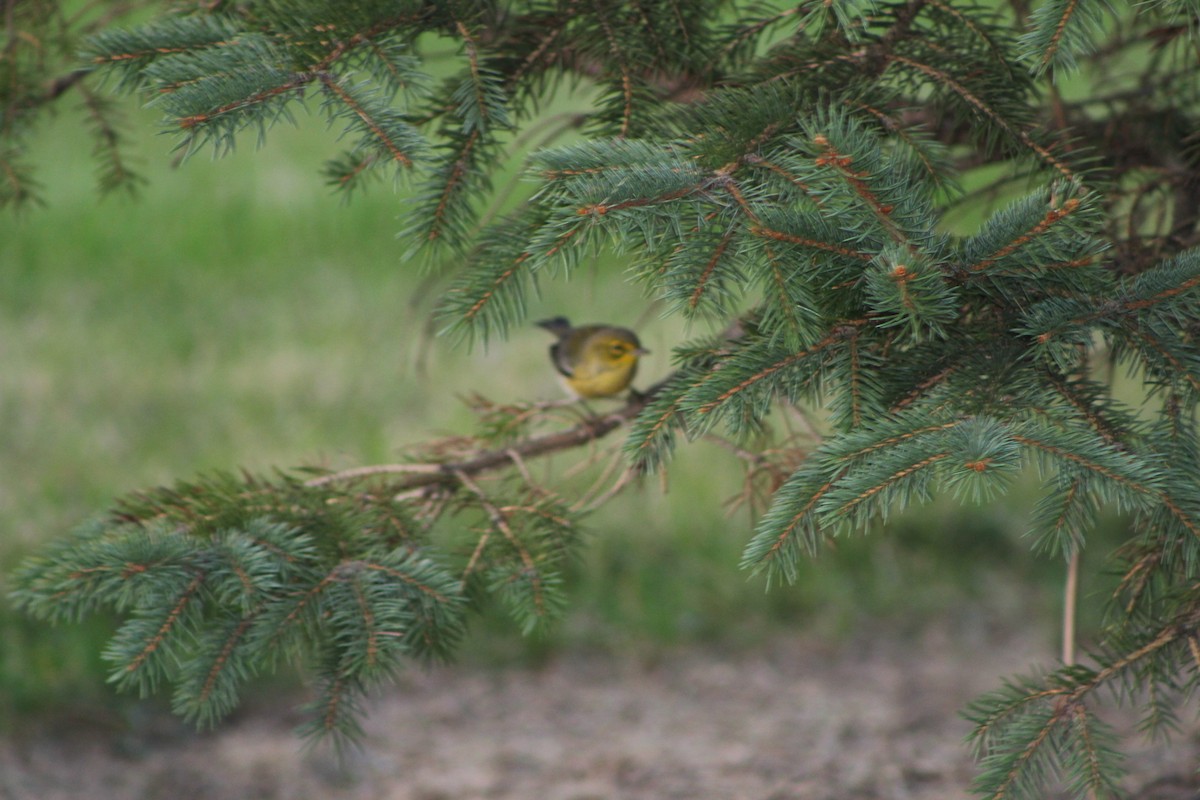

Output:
xmin=564 ymin=339 xmax=641 ymax=398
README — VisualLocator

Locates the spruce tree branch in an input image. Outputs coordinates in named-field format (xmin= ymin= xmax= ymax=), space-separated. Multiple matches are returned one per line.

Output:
xmin=718 ymin=175 xmax=761 ymax=223
xmin=749 ymin=225 xmax=874 ymax=260
xmin=1159 ymin=494 xmax=1200 ymax=541
xmin=697 ymin=322 xmax=867 ymax=414
xmin=1009 ymin=434 xmax=1149 ymax=493
xmin=1188 ymin=635 xmax=1200 ymax=674
xmin=349 ymin=579 xmax=378 ymax=669
xmin=886 ymin=53 xmax=1074 ymax=179
xmin=847 ymin=335 xmax=862 ymax=426
xmin=744 ymin=154 xmax=821 ymax=203
xmin=1116 ymin=549 xmax=1159 ymax=615
xmin=1085 ymin=622 xmax=1185 ymax=696
xmin=988 ymin=699 xmax=1075 ymax=800
xmin=835 ymin=451 xmax=951 ymax=515
xmin=580 ymin=182 xmax=705 ymax=216
xmin=849 ymin=100 xmax=941 ymax=179
xmin=721 ymin=5 xmax=802 ymax=59
xmin=198 ymin=611 xmax=259 ymax=704
xmin=688 ymin=225 xmax=737 ymax=311
xmin=839 ymin=421 xmax=966 ymax=461
xmin=266 ymin=572 xmax=339 ymax=649
xmin=979 ymin=618 xmax=1188 ymax=797
xmin=965 ymin=198 xmax=1082 ymax=274
xmin=125 ymin=570 xmax=206 ymax=676
xmin=329 ymin=151 xmax=378 ymax=189
xmin=759 ymin=467 xmax=849 ymax=564
xmin=162 ymin=10 xmax=426 ymax=133
xmin=454 ymin=19 xmax=489 ymax=126
xmin=357 ymin=561 xmax=454 ymax=603
xmin=78 ymin=82 xmax=138 ymax=192
xmin=889 ymin=365 xmax=956 ymax=412
xmin=1035 ymin=0 xmax=1081 ymax=74
xmin=1122 ymin=327 xmax=1200 ymax=394
xmin=317 ymin=74 xmax=414 ymax=167
xmin=630 ymin=0 xmax=670 ymax=65
xmin=427 ymin=129 xmax=480 ymax=243
xmin=591 ymin=0 xmax=633 ymax=136
xmin=1040 ymin=371 xmax=1123 ymax=446
xmin=1124 ymin=273 xmax=1200 ymax=311
xmin=455 ymin=470 xmax=535 ymax=563
xmin=177 ymin=73 xmax=314 ymax=130
xmin=456 ymin=247 xmax=529 ymax=324
xmin=922 ymin=0 xmax=1006 ymax=66
xmin=877 ymin=0 xmax=929 ymax=51
xmin=811 ymin=132 xmax=909 ymax=246
xmin=453 ymin=468 xmax=549 ymax=620
xmin=460 ymin=526 xmax=492 ymax=584
xmin=574 ymin=465 xmax=638 ymax=513
xmin=319 ymin=672 xmax=350 ymax=737
xmin=505 ymin=5 xmax=574 ymax=87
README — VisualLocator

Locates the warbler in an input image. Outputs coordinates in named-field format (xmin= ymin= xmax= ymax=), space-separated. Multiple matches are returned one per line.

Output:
xmin=536 ymin=316 xmax=648 ymax=399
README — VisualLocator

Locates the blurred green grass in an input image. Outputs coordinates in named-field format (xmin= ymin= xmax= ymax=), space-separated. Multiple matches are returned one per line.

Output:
xmin=0 ymin=101 xmax=1124 ymax=724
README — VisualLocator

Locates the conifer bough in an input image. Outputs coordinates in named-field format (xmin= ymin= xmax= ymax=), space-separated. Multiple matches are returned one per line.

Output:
xmin=7 ymin=1 xmax=1200 ymax=796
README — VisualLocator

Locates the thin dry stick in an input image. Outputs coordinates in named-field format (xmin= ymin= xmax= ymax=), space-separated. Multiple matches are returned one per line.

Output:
xmin=578 ymin=466 xmax=639 ymax=513
xmin=1063 ymin=549 xmax=1080 ymax=665
xmin=305 ymin=463 xmax=445 ymax=486
xmin=571 ymin=448 xmax=627 ymax=512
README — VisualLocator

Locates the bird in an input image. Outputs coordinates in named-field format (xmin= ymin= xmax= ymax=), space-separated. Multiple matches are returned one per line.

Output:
xmin=536 ymin=316 xmax=648 ymax=399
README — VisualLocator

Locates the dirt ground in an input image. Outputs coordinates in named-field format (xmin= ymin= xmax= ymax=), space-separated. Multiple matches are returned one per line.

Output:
xmin=1 ymin=623 xmax=1197 ymax=800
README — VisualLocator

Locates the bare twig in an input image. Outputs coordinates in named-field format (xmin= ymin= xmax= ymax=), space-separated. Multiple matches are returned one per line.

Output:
xmin=1063 ymin=548 xmax=1079 ymax=665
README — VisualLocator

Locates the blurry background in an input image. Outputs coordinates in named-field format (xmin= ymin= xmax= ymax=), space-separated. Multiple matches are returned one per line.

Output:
xmin=0 ymin=95 xmax=1124 ymax=728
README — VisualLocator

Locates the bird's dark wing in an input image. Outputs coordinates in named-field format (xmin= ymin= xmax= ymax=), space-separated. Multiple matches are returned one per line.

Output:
xmin=548 ymin=339 xmax=573 ymax=377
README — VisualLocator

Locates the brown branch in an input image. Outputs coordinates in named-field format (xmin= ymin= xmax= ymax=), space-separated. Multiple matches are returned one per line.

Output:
xmin=306 ymin=376 xmax=673 ymax=493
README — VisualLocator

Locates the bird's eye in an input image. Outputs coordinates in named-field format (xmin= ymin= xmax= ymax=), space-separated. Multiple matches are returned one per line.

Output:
xmin=609 ymin=342 xmax=629 ymax=359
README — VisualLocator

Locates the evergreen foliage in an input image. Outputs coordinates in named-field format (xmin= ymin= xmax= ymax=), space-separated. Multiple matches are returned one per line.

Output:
xmin=8 ymin=1 xmax=1200 ymax=796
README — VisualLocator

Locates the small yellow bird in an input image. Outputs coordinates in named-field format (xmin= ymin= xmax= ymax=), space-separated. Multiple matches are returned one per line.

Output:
xmin=536 ymin=316 xmax=648 ymax=399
